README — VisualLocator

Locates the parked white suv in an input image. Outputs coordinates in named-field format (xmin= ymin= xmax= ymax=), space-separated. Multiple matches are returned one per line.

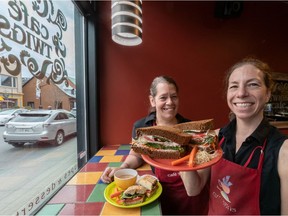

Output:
xmin=3 ymin=109 xmax=76 ymax=147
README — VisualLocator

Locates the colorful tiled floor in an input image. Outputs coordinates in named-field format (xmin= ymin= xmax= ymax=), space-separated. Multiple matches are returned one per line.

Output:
xmin=36 ymin=145 xmax=162 ymax=215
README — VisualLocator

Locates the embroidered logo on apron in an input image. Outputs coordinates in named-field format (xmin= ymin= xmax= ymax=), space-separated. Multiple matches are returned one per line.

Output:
xmin=212 ymin=173 xmax=236 ymax=213
xmin=217 ymin=176 xmax=233 ymax=203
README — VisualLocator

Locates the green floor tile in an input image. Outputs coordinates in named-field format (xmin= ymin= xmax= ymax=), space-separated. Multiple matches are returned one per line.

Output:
xmin=87 ymin=184 xmax=107 ymax=202
xmin=35 ymin=204 xmax=64 ymax=216
xmin=108 ymin=162 xmax=123 ymax=167
xmin=118 ymin=145 xmax=131 ymax=150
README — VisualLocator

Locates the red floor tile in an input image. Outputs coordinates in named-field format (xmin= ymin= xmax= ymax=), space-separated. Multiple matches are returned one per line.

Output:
xmin=80 ymin=162 xmax=108 ymax=172
xmin=122 ymin=155 xmax=128 ymax=162
xmin=49 ymin=185 xmax=95 ymax=203
xmin=58 ymin=203 xmax=104 ymax=215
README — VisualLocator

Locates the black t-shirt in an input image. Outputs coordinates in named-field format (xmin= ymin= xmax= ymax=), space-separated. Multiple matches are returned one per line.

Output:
xmin=219 ymin=118 xmax=287 ymax=215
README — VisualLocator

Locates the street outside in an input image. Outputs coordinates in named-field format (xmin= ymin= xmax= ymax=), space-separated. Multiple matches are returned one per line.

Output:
xmin=0 ymin=126 xmax=78 ymax=215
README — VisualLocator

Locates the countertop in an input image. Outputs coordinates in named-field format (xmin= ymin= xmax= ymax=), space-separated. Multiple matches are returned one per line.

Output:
xmin=270 ymin=121 xmax=288 ymax=129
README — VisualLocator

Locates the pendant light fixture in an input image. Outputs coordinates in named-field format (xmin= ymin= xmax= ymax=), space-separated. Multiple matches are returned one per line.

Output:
xmin=111 ymin=0 xmax=142 ymax=46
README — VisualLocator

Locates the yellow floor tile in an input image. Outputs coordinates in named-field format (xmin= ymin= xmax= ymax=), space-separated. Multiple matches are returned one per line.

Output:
xmin=100 ymin=155 xmax=123 ymax=163
xmin=96 ymin=150 xmax=116 ymax=156
xmin=67 ymin=172 xmax=101 ymax=185
xmin=101 ymin=202 xmax=140 ymax=215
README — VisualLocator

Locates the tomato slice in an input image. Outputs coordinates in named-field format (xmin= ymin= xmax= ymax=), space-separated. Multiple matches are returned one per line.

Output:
xmin=143 ymin=135 xmax=154 ymax=141
xmin=191 ymin=133 xmax=206 ymax=138
xmin=132 ymin=196 xmax=143 ymax=201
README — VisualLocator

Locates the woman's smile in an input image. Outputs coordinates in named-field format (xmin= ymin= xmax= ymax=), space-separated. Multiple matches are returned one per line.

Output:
xmin=233 ymin=102 xmax=254 ymax=108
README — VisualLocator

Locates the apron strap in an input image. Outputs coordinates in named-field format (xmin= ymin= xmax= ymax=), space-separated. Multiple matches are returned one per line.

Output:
xmin=219 ymin=137 xmax=225 ymax=147
xmin=244 ymin=139 xmax=267 ymax=169
xmin=220 ymin=135 xmax=267 ymax=170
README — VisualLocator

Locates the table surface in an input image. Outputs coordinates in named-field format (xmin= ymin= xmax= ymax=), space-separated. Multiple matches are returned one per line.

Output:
xmin=36 ymin=144 xmax=162 ymax=215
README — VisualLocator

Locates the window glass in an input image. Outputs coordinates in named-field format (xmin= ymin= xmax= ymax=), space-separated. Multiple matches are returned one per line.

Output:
xmin=11 ymin=114 xmax=50 ymax=122
xmin=1 ymin=75 xmax=12 ymax=87
xmin=0 ymin=0 xmax=84 ymax=214
xmin=67 ymin=112 xmax=76 ymax=119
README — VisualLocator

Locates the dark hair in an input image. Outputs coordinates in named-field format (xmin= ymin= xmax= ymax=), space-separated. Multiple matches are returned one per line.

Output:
xmin=149 ymin=75 xmax=179 ymax=113
xmin=150 ymin=75 xmax=179 ymax=97
xmin=224 ymin=57 xmax=274 ymax=93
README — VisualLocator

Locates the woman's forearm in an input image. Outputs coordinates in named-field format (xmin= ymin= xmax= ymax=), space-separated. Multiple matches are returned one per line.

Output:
xmin=120 ymin=150 xmax=144 ymax=169
xmin=179 ymin=168 xmax=210 ymax=196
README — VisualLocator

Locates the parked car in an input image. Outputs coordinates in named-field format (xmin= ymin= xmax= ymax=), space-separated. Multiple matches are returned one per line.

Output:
xmin=3 ymin=110 xmax=77 ymax=147
xmin=0 ymin=108 xmax=28 ymax=126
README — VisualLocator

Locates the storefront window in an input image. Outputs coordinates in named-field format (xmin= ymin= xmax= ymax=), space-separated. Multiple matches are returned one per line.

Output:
xmin=0 ymin=0 xmax=86 ymax=214
xmin=0 ymin=75 xmax=13 ymax=87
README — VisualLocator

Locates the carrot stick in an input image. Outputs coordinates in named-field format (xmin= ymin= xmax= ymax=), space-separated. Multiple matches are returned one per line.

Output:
xmin=110 ymin=190 xmax=123 ymax=198
xmin=188 ymin=146 xmax=198 ymax=167
xmin=171 ymin=155 xmax=190 ymax=166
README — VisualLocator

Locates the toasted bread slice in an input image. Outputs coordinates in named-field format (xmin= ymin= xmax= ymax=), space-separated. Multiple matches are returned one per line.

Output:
xmin=124 ymin=185 xmax=146 ymax=195
xmin=173 ymin=119 xmax=214 ymax=131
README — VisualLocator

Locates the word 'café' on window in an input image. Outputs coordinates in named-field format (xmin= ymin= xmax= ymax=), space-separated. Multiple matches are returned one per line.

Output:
xmin=0 ymin=0 xmax=69 ymax=86
xmin=0 ymin=1 xmax=52 ymax=59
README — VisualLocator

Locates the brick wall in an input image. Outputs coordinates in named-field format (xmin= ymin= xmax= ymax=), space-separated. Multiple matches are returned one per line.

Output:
xmin=23 ymin=77 xmax=75 ymax=110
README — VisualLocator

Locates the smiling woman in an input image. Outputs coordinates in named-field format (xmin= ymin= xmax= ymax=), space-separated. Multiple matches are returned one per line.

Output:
xmin=101 ymin=75 xmax=210 ymax=215
xmin=180 ymin=57 xmax=288 ymax=215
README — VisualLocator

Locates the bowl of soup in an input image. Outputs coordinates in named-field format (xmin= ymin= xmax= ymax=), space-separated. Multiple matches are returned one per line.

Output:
xmin=114 ymin=168 xmax=138 ymax=190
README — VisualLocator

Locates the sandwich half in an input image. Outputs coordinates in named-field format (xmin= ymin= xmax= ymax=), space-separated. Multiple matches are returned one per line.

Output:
xmin=174 ymin=119 xmax=216 ymax=146
xmin=121 ymin=185 xmax=146 ymax=205
xmin=131 ymin=125 xmax=191 ymax=159
xmin=174 ymin=119 xmax=219 ymax=157
xmin=137 ymin=175 xmax=158 ymax=197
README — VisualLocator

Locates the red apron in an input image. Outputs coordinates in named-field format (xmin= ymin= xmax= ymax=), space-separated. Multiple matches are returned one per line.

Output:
xmin=209 ymin=137 xmax=267 ymax=215
xmin=156 ymin=168 xmax=209 ymax=215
